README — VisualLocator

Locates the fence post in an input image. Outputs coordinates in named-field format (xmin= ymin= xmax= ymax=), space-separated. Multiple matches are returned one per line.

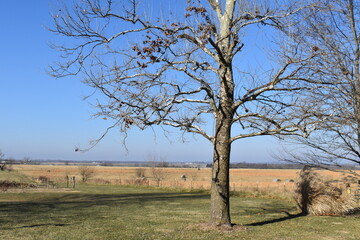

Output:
xmin=72 ymin=176 xmax=76 ymax=188
xmin=66 ymin=175 xmax=69 ymax=188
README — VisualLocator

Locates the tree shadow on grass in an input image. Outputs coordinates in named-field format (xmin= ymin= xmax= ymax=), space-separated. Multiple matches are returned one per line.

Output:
xmin=0 ymin=191 xmax=209 ymax=210
xmin=345 ymin=207 xmax=360 ymax=217
xmin=246 ymin=205 xmax=360 ymax=226
xmin=0 ymin=191 xmax=210 ymax=229
xmin=245 ymin=212 xmax=305 ymax=226
xmin=1 ymin=223 xmax=71 ymax=230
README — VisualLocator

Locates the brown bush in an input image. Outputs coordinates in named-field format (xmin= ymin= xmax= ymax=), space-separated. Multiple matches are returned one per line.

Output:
xmin=134 ymin=177 xmax=149 ymax=186
xmin=38 ymin=176 xmax=49 ymax=184
xmin=294 ymin=167 xmax=356 ymax=216
xmin=135 ymin=168 xmax=146 ymax=178
xmin=0 ymin=180 xmax=36 ymax=192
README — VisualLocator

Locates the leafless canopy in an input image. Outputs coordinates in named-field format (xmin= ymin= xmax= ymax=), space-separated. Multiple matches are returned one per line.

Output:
xmin=50 ymin=0 xmax=322 ymax=146
xmin=278 ymin=0 xmax=360 ymax=176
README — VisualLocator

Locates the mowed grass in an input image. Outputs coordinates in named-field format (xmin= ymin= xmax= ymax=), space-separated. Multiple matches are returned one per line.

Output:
xmin=1 ymin=184 xmax=359 ymax=240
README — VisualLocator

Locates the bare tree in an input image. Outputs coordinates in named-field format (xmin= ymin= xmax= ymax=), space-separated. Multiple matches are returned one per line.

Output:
xmin=278 ymin=0 xmax=360 ymax=177
xmin=22 ymin=157 xmax=32 ymax=165
xmin=78 ymin=166 xmax=95 ymax=183
xmin=151 ymin=167 xmax=166 ymax=187
xmin=0 ymin=150 xmax=6 ymax=171
xmin=147 ymin=154 xmax=167 ymax=186
xmin=50 ymin=0 xmax=323 ymax=226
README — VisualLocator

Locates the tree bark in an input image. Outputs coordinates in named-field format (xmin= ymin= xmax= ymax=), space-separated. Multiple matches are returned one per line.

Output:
xmin=210 ymin=115 xmax=232 ymax=226
xmin=210 ymin=56 xmax=234 ymax=226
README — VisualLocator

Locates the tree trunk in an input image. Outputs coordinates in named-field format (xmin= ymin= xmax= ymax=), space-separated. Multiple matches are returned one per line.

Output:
xmin=209 ymin=26 xmax=235 ymax=224
xmin=210 ymin=116 xmax=232 ymax=226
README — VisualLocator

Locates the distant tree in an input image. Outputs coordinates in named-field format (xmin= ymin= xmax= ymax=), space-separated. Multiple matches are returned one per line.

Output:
xmin=50 ymin=0 xmax=326 ymax=226
xmin=279 ymin=0 xmax=360 ymax=176
xmin=100 ymin=161 xmax=114 ymax=166
xmin=151 ymin=167 xmax=166 ymax=187
xmin=0 ymin=150 xmax=6 ymax=171
xmin=156 ymin=161 xmax=169 ymax=168
xmin=78 ymin=166 xmax=95 ymax=183
xmin=23 ymin=157 xmax=32 ymax=165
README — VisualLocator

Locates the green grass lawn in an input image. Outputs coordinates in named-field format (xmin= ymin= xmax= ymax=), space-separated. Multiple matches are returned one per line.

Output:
xmin=0 ymin=170 xmax=34 ymax=183
xmin=0 ymin=184 xmax=359 ymax=240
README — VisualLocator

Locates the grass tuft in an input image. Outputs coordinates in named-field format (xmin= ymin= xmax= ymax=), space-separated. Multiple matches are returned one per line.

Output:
xmin=294 ymin=167 xmax=357 ymax=216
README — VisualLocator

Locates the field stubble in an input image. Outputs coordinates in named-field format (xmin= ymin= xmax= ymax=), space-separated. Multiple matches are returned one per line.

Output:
xmin=11 ymin=165 xmax=359 ymax=198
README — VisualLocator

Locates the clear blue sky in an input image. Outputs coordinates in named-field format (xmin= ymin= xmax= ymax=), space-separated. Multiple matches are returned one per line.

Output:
xmin=0 ymin=0 xmax=282 ymax=163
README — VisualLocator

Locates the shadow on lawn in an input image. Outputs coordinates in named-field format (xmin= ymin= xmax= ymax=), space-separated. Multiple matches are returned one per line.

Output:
xmin=45 ymin=191 xmax=210 ymax=210
xmin=247 ymin=206 xmax=360 ymax=226
xmin=245 ymin=212 xmax=304 ymax=226
xmin=0 ymin=191 xmax=209 ymax=229
xmin=2 ymin=223 xmax=71 ymax=230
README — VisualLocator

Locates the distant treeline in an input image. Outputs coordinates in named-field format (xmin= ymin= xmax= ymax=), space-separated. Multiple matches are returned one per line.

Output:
xmin=7 ymin=159 xmax=357 ymax=170
xmin=229 ymin=162 xmax=304 ymax=169
xmin=228 ymin=162 xmax=360 ymax=170
xmin=4 ymin=159 xmax=303 ymax=169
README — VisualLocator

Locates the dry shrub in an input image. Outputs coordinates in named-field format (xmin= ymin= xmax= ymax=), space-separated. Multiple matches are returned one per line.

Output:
xmin=135 ymin=168 xmax=146 ymax=178
xmin=0 ymin=180 xmax=36 ymax=192
xmin=134 ymin=177 xmax=149 ymax=186
xmin=0 ymin=181 xmax=21 ymax=191
xmin=294 ymin=167 xmax=356 ymax=216
xmin=78 ymin=166 xmax=95 ymax=183
xmin=123 ymin=179 xmax=135 ymax=185
xmin=92 ymin=178 xmax=112 ymax=185
xmin=38 ymin=176 xmax=49 ymax=184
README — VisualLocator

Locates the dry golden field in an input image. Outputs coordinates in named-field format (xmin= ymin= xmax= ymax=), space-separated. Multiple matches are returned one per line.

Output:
xmin=11 ymin=164 xmax=359 ymax=196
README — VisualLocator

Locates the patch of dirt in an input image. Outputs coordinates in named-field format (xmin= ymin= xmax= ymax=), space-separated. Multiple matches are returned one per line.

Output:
xmin=187 ymin=222 xmax=247 ymax=233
